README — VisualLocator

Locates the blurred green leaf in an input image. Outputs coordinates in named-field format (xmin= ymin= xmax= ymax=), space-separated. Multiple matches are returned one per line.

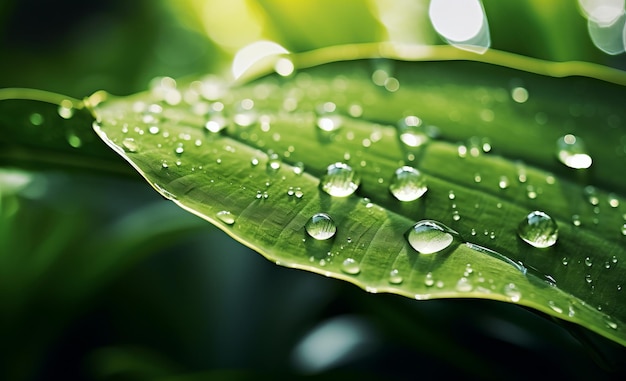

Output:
xmin=80 ymin=45 xmax=626 ymax=347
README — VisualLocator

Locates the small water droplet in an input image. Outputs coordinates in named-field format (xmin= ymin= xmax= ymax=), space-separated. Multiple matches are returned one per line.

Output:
xmin=66 ymin=132 xmax=82 ymax=148
xmin=205 ymin=112 xmax=228 ymax=133
xmin=562 ymin=257 xmax=569 ymax=266
xmin=473 ymin=173 xmax=482 ymax=183
xmin=517 ymin=211 xmax=558 ymax=248
xmin=388 ymin=269 xmax=403 ymax=284
xmin=58 ymin=99 xmax=74 ymax=119
xmin=608 ymin=194 xmax=620 ymax=208
xmin=456 ymin=277 xmax=473 ymax=292
xmin=175 ymin=145 xmax=184 ymax=155
xmin=122 ymin=138 xmax=138 ymax=153
xmin=341 ymin=258 xmax=360 ymax=275
xmin=234 ymin=99 xmax=257 ymax=127
xmin=320 ymin=162 xmax=360 ymax=197
xmin=526 ymin=185 xmax=537 ymax=199
xmin=397 ymin=116 xmax=429 ymax=148
xmin=548 ymin=300 xmax=563 ymax=314
xmin=216 ymin=210 xmax=235 ymax=225
xmin=621 ymin=223 xmax=626 ymax=236
xmin=406 ymin=220 xmax=459 ymax=254
xmin=585 ymin=256 xmax=593 ymax=267
xmin=388 ymin=166 xmax=427 ymax=201
xmin=511 ymin=87 xmax=529 ymax=103
xmin=571 ymin=214 xmax=582 ymax=227
xmin=148 ymin=125 xmax=160 ymax=134
xmin=305 ymin=213 xmax=337 ymax=240
xmin=448 ymin=190 xmax=456 ymax=200
xmin=316 ymin=102 xmax=342 ymax=132
xmin=293 ymin=162 xmax=305 ymax=175
xmin=266 ymin=153 xmax=282 ymax=173
xmin=498 ymin=176 xmax=509 ymax=189
xmin=583 ymin=185 xmax=600 ymax=205
xmin=556 ymin=134 xmax=592 ymax=169
xmin=503 ymin=283 xmax=521 ymax=302
xmin=424 ymin=272 xmax=435 ymax=287
xmin=29 ymin=112 xmax=44 ymax=126
xmin=251 ymin=157 xmax=259 ymax=166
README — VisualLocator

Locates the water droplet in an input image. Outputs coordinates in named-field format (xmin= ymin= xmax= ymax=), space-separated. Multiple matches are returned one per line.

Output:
xmin=556 ymin=134 xmax=592 ymax=169
xmin=233 ymin=99 xmax=257 ymax=127
xmin=320 ymin=162 xmax=360 ymax=197
xmin=148 ymin=125 xmax=160 ymax=135
xmin=548 ymin=300 xmax=563 ymax=314
xmin=584 ymin=185 xmax=600 ymax=205
xmin=205 ymin=112 xmax=228 ymax=133
xmin=424 ymin=272 xmax=435 ymax=287
xmin=122 ymin=138 xmax=138 ymax=153
xmin=293 ymin=162 xmax=305 ymax=175
xmin=216 ymin=210 xmax=235 ymax=225
xmin=504 ymin=283 xmax=521 ymax=302
xmin=406 ymin=220 xmax=459 ymax=254
xmin=174 ymin=145 xmax=184 ymax=155
xmin=251 ymin=157 xmax=259 ymax=166
xmin=456 ymin=277 xmax=473 ymax=292
xmin=316 ymin=102 xmax=342 ymax=132
xmin=585 ymin=256 xmax=593 ymax=267
xmin=388 ymin=269 xmax=403 ymax=284
xmin=473 ymin=173 xmax=482 ymax=183
xmin=388 ymin=166 xmax=427 ymax=201
xmin=397 ymin=116 xmax=429 ymax=147
xmin=608 ymin=194 xmax=620 ymax=208
xmin=58 ymin=99 xmax=74 ymax=119
xmin=562 ymin=257 xmax=569 ymax=266
xmin=571 ymin=214 xmax=582 ymax=227
xmin=29 ymin=112 xmax=44 ymax=126
xmin=526 ymin=185 xmax=537 ymax=199
xmin=621 ymin=223 xmax=626 ymax=236
xmin=517 ymin=211 xmax=558 ymax=248
xmin=341 ymin=258 xmax=360 ymax=275
xmin=452 ymin=210 xmax=461 ymax=221
xmin=266 ymin=153 xmax=282 ymax=173
xmin=66 ymin=132 xmax=82 ymax=148
xmin=498 ymin=176 xmax=509 ymax=189
xmin=511 ymin=87 xmax=529 ymax=103
xmin=448 ymin=190 xmax=456 ymax=200
xmin=305 ymin=213 xmax=337 ymax=240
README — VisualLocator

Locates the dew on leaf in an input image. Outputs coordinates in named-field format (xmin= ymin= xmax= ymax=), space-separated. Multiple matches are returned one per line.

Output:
xmin=498 ymin=176 xmax=509 ymax=189
xmin=305 ymin=213 xmax=337 ymax=240
xmin=556 ymin=134 xmax=592 ymax=169
xmin=388 ymin=269 xmax=403 ymax=284
xmin=122 ymin=138 xmax=138 ymax=153
xmin=456 ymin=277 xmax=473 ymax=292
xmin=406 ymin=220 xmax=459 ymax=254
xmin=316 ymin=102 xmax=342 ymax=132
xmin=320 ymin=162 xmax=360 ymax=197
xmin=66 ymin=132 xmax=82 ymax=148
xmin=503 ymin=283 xmax=521 ymax=302
xmin=389 ymin=166 xmax=428 ymax=201
xmin=29 ymin=113 xmax=44 ymax=126
xmin=517 ymin=211 xmax=558 ymax=248
xmin=205 ymin=112 xmax=227 ymax=133
xmin=216 ymin=210 xmax=235 ymax=225
xmin=58 ymin=99 xmax=74 ymax=119
xmin=397 ymin=116 xmax=429 ymax=148
xmin=424 ymin=272 xmax=435 ymax=287
xmin=584 ymin=185 xmax=600 ymax=205
xmin=341 ymin=258 xmax=360 ymax=275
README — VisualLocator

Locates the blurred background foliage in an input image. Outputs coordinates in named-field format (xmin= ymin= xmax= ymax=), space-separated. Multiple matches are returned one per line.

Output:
xmin=1 ymin=1 xmax=626 ymax=380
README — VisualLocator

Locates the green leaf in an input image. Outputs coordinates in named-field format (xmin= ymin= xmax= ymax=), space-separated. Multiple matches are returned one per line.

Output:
xmin=3 ymin=44 xmax=625 ymax=350
xmin=85 ymin=45 xmax=626 ymax=348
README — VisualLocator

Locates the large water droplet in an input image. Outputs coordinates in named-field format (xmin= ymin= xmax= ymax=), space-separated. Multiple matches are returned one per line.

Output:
xmin=216 ymin=210 xmax=235 ymax=225
xmin=517 ymin=211 xmax=558 ymax=248
xmin=305 ymin=213 xmax=337 ymax=240
xmin=556 ymin=134 xmax=592 ymax=169
xmin=397 ymin=116 xmax=429 ymax=147
xmin=406 ymin=220 xmax=459 ymax=254
xmin=341 ymin=258 xmax=361 ymax=275
xmin=389 ymin=166 xmax=428 ymax=201
xmin=320 ymin=162 xmax=360 ymax=197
